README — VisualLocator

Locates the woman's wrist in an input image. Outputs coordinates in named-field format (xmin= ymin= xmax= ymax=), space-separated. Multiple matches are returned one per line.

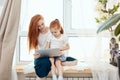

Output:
xmin=33 ymin=53 xmax=41 ymax=58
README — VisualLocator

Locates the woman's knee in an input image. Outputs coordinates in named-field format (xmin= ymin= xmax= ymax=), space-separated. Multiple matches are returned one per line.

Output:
xmin=34 ymin=57 xmax=51 ymax=78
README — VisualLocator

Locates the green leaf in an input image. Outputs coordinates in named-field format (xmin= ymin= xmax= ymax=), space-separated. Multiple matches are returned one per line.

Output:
xmin=97 ymin=13 xmax=120 ymax=33
xmin=95 ymin=17 xmax=100 ymax=23
xmin=119 ymin=36 xmax=120 ymax=41
xmin=114 ymin=23 xmax=120 ymax=36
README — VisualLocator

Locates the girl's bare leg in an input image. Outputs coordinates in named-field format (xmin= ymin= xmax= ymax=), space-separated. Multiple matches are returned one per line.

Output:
xmin=55 ymin=60 xmax=63 ymax=80
xmin=49 ymin=58 xmax=57 ymax=80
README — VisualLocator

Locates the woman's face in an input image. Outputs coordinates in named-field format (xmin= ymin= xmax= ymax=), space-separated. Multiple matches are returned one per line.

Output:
xmin=38 ymin=19 xmax=45 ymax=30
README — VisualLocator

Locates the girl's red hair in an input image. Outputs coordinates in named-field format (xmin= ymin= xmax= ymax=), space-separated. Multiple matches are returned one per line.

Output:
xmin=28 ymin=14 xmax=44 ymax=51
xmin=50 ymin=19 xmax=64 ymax=34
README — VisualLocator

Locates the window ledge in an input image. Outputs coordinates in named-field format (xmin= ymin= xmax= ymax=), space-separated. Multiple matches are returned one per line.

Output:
xmin=16 ymin=64 xmax=92 ymax=78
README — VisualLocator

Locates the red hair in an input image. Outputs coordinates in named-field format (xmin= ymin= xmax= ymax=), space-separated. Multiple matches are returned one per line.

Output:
xmin=28 ymin=14 xmax=44 ymax=51
xmin=50 ymin=19 xmax=64 ymax=34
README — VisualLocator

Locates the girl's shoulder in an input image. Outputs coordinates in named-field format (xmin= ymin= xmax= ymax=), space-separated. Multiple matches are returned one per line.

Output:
xmin=61 ymin=34 xmax=68 ymax=38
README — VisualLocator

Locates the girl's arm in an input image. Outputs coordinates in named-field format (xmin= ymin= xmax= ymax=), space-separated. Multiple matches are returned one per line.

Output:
xmin=60 ymin=43 xmax=70 ymax=51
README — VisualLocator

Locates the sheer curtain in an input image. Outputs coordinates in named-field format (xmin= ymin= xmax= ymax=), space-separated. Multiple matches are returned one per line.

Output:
xmin=65 ymin=0 xmax=110 ymax=62
xmin=0 ymin=0 xmax=21 ymax=80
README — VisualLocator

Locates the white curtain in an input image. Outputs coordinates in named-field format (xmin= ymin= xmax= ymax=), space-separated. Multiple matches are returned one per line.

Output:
xmin=0 ymin=0 xmax=21 ymax=80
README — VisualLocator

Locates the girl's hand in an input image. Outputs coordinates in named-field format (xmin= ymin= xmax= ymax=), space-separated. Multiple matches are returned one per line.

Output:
xmin=58 ymin=51 xmax=64 ymax=56
xmin=59 ymin=47 xmax=63 ymax=51
xmin=33 ymin=53 xmax=40 ymax=58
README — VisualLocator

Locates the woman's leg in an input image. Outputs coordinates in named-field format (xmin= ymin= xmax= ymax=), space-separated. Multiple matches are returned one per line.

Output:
xmin=34 ymin=57 xmax=51 ymax=79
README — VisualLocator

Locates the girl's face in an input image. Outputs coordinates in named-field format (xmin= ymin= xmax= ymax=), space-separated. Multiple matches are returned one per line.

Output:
xmin=50 ymin=27 xmax=61 ymax=37
xmin=38 ymin=19 xmax=45 ymax=30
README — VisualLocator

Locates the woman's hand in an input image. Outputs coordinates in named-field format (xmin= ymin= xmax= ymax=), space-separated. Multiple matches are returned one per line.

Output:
xmin=33 ymin=53 xmax=41 ymax=58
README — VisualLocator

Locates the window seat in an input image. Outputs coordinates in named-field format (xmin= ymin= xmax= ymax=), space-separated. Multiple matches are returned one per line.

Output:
xmin=16 ymin=67 xmax=92 ymax=78
xmin=16 ymin=61 xmax=119 ymax=80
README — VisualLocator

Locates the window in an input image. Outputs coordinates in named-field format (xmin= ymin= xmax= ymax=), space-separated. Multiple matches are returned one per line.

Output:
xmin=17 ymin=0 xmax=110 ymax=63
xmin=63 ymin=0 xmax=98 ymax=35
xmin=64 ymin=0 xmax=110 ymax=61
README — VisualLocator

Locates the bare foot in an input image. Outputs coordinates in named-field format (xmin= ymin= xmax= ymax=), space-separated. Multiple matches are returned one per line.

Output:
xmin=62 ymin=60 xmax=78 ymax=66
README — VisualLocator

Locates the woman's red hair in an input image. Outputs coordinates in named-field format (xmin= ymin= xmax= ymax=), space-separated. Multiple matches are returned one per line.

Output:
xmin=28 ymin=14 xmax=44 ymax=51
xmin=50 ymin=19 xmax=64 ymax=34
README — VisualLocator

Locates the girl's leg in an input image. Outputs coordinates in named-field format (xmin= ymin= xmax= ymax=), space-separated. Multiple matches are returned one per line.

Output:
xmin=49 ymin=58 xmax=57 ymax=80
xmin=55 ymin=60 xmax=63 ymax=80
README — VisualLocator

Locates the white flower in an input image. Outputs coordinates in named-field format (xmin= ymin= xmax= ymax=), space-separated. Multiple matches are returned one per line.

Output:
xmin=95 ymin=2 xmax=105 ymax=12
xmin=100 ymin=13 xmax=109 ymax=18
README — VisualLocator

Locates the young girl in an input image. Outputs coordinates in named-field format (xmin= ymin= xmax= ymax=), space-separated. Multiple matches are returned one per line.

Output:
xmin=46 ymin=19 xmax=70 ymax=80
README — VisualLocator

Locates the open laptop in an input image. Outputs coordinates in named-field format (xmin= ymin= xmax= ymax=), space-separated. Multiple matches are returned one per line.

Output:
xmin=35 ymin=48 xmax=61 ymax=57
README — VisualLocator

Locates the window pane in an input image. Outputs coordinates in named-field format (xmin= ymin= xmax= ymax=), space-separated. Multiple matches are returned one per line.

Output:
xmin=20 ymin=0 xmax=63 ymax=32
xmin=71 ymin=0 xmax=97 ymax=29
xmin=0 ymin=0 xmax=5 ymax=16
xmin=20 ymin=37 xmax=33 ymax=61
xmin=68 ymin=37 xmax=110 ymax=61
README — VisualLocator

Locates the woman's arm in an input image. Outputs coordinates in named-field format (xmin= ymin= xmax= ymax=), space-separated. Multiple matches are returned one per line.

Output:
xmin=45 ymin=42 xmax=50 ymax=48
xmin=33 ymin=53 xmax=41 ymax=58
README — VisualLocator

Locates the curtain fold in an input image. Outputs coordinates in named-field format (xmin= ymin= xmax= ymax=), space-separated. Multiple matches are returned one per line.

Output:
xmin=0 ymin=0 xmax=21 ymax=80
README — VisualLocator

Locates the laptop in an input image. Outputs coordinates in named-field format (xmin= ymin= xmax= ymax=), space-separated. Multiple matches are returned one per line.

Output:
xmin=35 ymin=48 xmax=61 ymax=57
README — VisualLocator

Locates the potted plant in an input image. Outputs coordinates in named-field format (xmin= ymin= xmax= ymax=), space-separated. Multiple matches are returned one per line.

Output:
xmin=96 ymin=0 xmax=120 ymax=77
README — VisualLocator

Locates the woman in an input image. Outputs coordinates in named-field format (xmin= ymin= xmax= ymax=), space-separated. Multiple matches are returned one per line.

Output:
xmin=28 ymin=14 xmax=77 ymax=80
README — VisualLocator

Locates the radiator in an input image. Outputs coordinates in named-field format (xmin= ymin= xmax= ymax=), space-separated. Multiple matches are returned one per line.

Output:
xmin=25 ymin=77 xmax=93 ymax=80
xmin=25 ymin=69 xmax=93 ymax=80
